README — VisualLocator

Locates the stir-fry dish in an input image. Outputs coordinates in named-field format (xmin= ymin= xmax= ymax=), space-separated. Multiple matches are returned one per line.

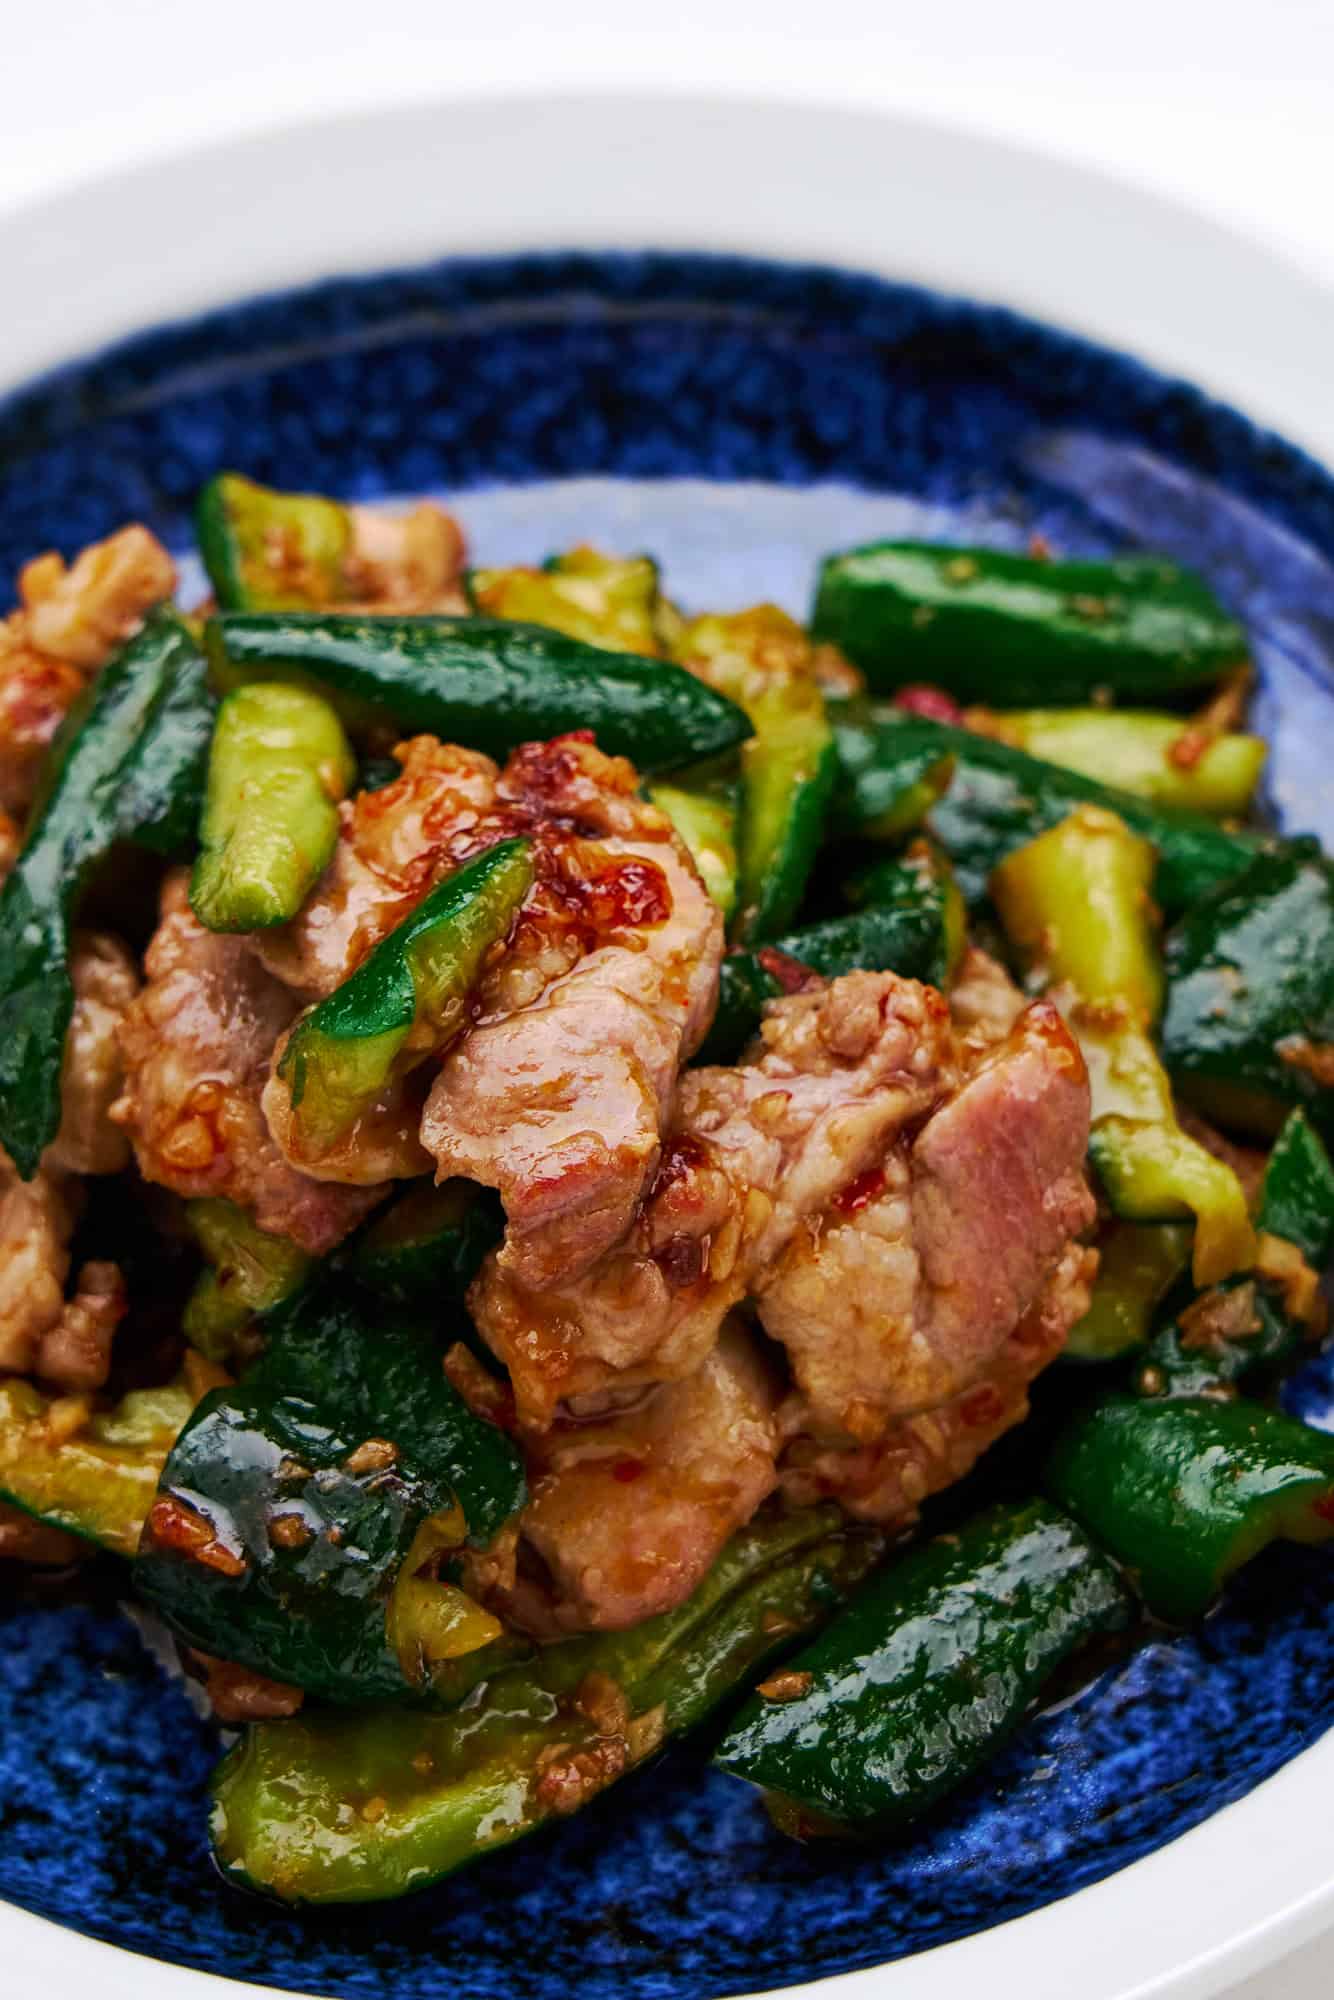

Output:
xmin=2 ymin=476 xmax=1332 ymax=1905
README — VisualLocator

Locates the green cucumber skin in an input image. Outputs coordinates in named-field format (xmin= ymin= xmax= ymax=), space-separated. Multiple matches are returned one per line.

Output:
xmin=135 ymin=1279 xmax=526 ymax=1705
xmin=0 ymin=610 xmax=213 ymax=1176
xmin=210 ymin=1507 xmax=882 ymax=1904
xmin=833 ymin=713 xmax=1261 ymax=911
xmin=1132 ymin=1110 xmax=1334 ymax=1399
xmin=1045 ymin=1395 xmax=1334 ymax=1623
xmin=352 ymin=1182 xmax=505 ymax=1307
xmin=1160 ymin=847 xmax=1334 ymax=1138
xmin=812 ymin=543 xmax=1246 ymax=704
xmin=206 ymin=613 xmax=751 ymax=774
xmin=1257 ymin=1110 xmax=1334 ymax=1269
xmin=736 ymin=735 xmax=838 ymax=944
xmin=713 ymin=1499 xmax=1129 ymax=1834
xmin=696 ymin=896 xmax=954 ymax=1066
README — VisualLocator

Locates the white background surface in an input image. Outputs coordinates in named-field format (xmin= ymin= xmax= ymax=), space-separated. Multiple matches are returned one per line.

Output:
xmin=1 ymin=4 xmax=1331 ymax=1995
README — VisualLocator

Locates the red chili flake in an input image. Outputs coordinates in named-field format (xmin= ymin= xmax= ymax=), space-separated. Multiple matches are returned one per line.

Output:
xmin=834 ymin=1166 xmax=887 ymax=1216
xmin=654 ymin=1233 xmax=707 ymax=1288
xmin=892 ymin=684 xmax=964 ymax=725
xmin=1311 ymin=1492 xmax=1334 ymax=1524
xmin=650 ymin=1133 xmax=708 ymax=1197
xmin=564 ymin=856 xmax=672 ymax=930
xmin=147 ymin=1495 xmax=247 ymax=1578
xmin=1027 ymin=533 xmax=1054 ymax=561
xmin=958 ymin=1385 xmax=1005 ymax=1429
xmin=756 ymin=946 xmax=817 ymax=994
xmin=612 ymin=1457 xmax=646 ymax=1484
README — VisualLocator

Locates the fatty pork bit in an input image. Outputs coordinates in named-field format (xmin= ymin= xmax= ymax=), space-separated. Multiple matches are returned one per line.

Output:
xmin=458 ymin=1319 xmax=783 ymax=1639
xmin=0 ymin=525 xmax=175 ymax=820
xmin=461 ymin=975 xmax=1093 ymax=1634
xmin=469 ymin=971 xmax=959 ymax=1427
xmin=255 ymin=730 xmax=721 ymax=1278
xmin=112 ymin=872 xmax=382 ymax=1254
xmin=0 ymin=929 xmax=140 ymax=1393
xmin=340 ymin=501 xmax=468 ymax=613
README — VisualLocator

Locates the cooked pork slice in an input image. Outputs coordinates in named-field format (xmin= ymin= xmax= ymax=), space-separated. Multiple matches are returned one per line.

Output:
xmin=342 ymin=502 xmax=468 ymax=613
xmin=0 ymin=525 xmax=175 ymax=818
xmin=0 ymin=1151 xmax=77 ymax=1375
xmin=779 ymin=1240 xmax=1097 ymax=1525
xmin=253 ymin=737 xmax=502 ymax=1000
xmin=758 ymin=1002 xmax=1093 ymax=1437
xmin=0 ymin=1501 xmax=84 ymax=1566
xmin=46 ymin=930 xmax=140 ymax=1176
xmin=948 ymin=944 xmax=1027 ymax=1059
xmin=422 ymin=735 xmax=723 ymax=1290
xmin=33 ymin=1259 xmax=127 ymax=1393
xmin=112 ymin=871 xmax=379 ymax=1252
xmin=475 ymin=1320 xmax=781 ymax=1637
xmin=470 ymin=972 xmax=957 ymax=1427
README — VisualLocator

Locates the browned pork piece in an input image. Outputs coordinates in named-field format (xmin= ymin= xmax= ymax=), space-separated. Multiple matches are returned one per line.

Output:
xmin=757 ymin=1002 xmax=1094 ymax=1438
xmin=258 ymin=732 xmax=721 ymax=1220
xmin=469 ymin=972 xmax=958 ymax=1428
xmin=47 ymin=931 xmax=141 ymax=1176
xmin=0 ymin=1152 xmax=127 ymax=1390
xmin=341 ymin=502 xmax=468 ymax=612
xmin=0 ymin=1500 xmax=84 ymax=1565
xmin=469 ymin=1320 xmax=783 ymax=1637
xmin=253 ymin=736 xmax=502 ymax=1000
xmin=778 ymin=1239 xmax=1097 ymax=1522
xmin=0 ymin=525 xmax=174 ymax=818
xmin=112 ymin=871 xmax=381 ymax=1252
xmin=947 ymin=944 xmax=1027 ymax=1057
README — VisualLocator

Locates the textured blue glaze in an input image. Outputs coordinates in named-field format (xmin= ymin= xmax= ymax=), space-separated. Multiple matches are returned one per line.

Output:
xmin=1 ymin=248 xmax=1333 ymax=1997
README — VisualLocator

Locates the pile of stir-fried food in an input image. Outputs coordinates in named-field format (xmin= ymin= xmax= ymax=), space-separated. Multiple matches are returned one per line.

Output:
xmin=2 ymin=477 xmax=1332 ymax=1903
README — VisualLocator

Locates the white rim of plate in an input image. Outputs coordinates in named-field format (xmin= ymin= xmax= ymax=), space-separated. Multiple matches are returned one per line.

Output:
xmin=0 ymin=87 xmax=1332 ymax=2000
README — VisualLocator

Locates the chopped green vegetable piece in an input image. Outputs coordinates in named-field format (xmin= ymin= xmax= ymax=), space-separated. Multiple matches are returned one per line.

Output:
xmin=1132 ymin=1111 xmax=1334 ymax=1400
xmin=969 ymin=708 xmax=1266 ymax=817
xmin=1045 ymin=1395 xmax=1334 ymax=1622
xmin=182 ymin=1199 xmax=313 ymax=1362
xmin=468 ymin=546 xmax=662 ymax=656
xmin=993 ymin=806 xmax=1256 ymax=1285
xmin=1160 ymin=845 xmax=1334 ymax=1139
xmin=828 ymin=701 xmax=956 ymax=841
xmin=0 ymin=1375 xmax=195 ymax=1558
xmin=1064 ymin=1222 xmax=1194 ymax=1363
xmin=0 ymin=610 xmax=214 ymax=1176
xmin=210 ymin=1504 xmax=881 ymax=1902
xmin=278 ymin=838 xmax=533 ymax=1154
xmin=713 ymin=1499 xmax=1129 ymax=1837
xmin=1258 ymin=1109 xmax=1334 ymax=1268
xmin=351 ymin=1180 xmax=504 ymax=1307
xmin=190 ymin=682 xmax=355 ymax=932
xmin=843 ymin=840 xmax=968 ymax=983
xmin=812 ymin=543 xmax=1247 ymax=704
xmin=136 ymin=1279 xmax=527 ymax=1704
xmin=206 ymin=614 xmax=751 ymax=774
xmin=196 ymin=473 xmax=353 ymax=613
xmin=673 ymin=609 xmax=836 ymax=941
xmin=648 ymin=778 xmax=739 ymax=920
xmin=831 ymin=711 xmax=1261 ymax=911
xmin=696 ymin=845 xmax=966 ymax=1065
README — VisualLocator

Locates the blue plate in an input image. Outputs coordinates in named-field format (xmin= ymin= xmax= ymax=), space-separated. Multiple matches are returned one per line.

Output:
xmin=1 ymin=249 xmax=1332 ymax=2000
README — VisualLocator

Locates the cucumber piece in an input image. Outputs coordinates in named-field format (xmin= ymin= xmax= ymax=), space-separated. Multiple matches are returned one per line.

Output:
xmin=0 ymin=1376 xmax=195 ymax=1558
xmin=713 ymin=1499 xmax=1128 ymax=1836
xmin=812 ymin=543 xmax=1247 ymax=704
xmin=206 ymin=614 xmax=751 ymax=775
xmin=352 ymin=1180 xmax=504 ymax=1307
xmin=1160 ymin=845 xmax=1334 ymax=1139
